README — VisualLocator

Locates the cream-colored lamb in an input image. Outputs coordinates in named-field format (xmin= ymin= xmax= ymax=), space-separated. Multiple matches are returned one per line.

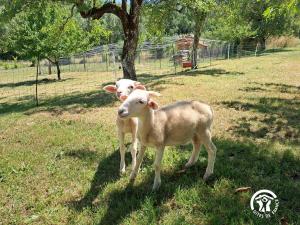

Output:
xmin=103 ymin=79 xmax=145 ymax=174
xmin=118 ymin=89 xmax=217 ymax=190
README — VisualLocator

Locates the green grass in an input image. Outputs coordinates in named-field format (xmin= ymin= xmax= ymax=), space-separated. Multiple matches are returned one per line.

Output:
xmin=0 ymin=47 xmax=300 ymax=225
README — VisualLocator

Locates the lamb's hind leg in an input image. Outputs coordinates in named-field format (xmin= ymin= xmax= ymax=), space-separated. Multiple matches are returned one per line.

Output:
xmin=185 ymin=135 xmax=202 ymax=168
xmin=203 ymin=129 xmax=217 ymax=180
xmin=118 ymin=130 xmax=126 ymax=174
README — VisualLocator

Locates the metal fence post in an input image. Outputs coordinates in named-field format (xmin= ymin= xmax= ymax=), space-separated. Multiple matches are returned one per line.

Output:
xmin=160 ymin=56 xmax=162 ymax=69
xmin=83 ymin=53 xmax=86 ymax=71
xmin=172 ymin=44 xmax=176 ymax=75
xmin=35 ymin=57 xmax=39 ymax=106
xmin=112 ymin=51 xmax=117 ymax=79
xmin=227 ymin=43 xmax=231 ymax=60
xmin=138 ymin=50 xmax=141 ymax=64
xmin=106 ymin=52 xmax=108 ymax=71
xmin=255 ymin=43 xmax=259 ymax=57
xmin=209 ymin=46 xmax=212 ymax=66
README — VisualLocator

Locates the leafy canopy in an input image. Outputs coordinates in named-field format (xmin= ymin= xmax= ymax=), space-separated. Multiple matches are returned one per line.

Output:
xmin=3 ymin=1 xmax=110 ymax=61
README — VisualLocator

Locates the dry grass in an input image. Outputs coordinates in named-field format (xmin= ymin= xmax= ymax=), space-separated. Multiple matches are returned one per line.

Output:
xmin=266 ymin=36 xmax=300 ymax=49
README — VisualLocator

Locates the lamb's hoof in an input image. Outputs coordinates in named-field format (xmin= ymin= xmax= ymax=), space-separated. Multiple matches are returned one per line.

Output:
xmin=203 ymin=172 xmax=212 ymax=181
xmin=152 ymin=181 xmax=161 ymax=191
xmin=129 ymin=173 xmax=136 ymax=182
xmin=184 ymin=162 xmax=194 ymax=168
xmin=128 ymin=179 xmax=135 ymax=187
xmin=120 ymin=169 xmax=126 ymax=176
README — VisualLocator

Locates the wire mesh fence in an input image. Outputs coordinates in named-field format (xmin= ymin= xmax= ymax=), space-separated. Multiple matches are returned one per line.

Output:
xmin=0 ymin=38 xmax=272 ymax=106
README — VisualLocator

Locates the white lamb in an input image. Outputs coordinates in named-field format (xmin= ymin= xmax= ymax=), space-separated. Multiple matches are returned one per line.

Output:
xmin=117 ymin=89 xmax=217 ymax=190
xmin=103 ymin=79 xmax=145 ymax=174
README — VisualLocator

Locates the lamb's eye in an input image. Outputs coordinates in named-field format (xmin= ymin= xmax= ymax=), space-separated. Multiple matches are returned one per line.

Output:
xmin=138 ymin=100 xmax=144 ymax=104
xmin=129 ymin=85 xmax=133 ymax=89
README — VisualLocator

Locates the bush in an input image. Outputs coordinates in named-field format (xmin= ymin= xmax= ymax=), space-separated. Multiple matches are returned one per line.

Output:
xmin=4 ymin=64 xmax=10 ymax=70
xmin=266 ymin=36 xmax=300 ymax=49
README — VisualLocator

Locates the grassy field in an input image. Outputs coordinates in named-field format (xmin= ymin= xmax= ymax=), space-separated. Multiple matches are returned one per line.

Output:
xmin=0 ymin=47 xmax=299 ymax=225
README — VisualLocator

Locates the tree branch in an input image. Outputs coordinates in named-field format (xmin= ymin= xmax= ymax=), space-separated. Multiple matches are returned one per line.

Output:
xmin=60 ymin=4 xmax=76 ymax=31
xmin=77 ymin=2 xmax=128 ymax=25
xmin=122 ymin=0 xmax=127 ymax=12
xmin=46 ymin=57 xmax=55 ymax=64
xmin=137 ymin=0 xmax=143 ymax=5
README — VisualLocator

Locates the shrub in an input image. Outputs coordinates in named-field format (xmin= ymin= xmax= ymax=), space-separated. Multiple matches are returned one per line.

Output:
xmin=266 ymin=36 xmax=300 ymax=49
xmin=4 ymin=64 xmax=10 ymax=70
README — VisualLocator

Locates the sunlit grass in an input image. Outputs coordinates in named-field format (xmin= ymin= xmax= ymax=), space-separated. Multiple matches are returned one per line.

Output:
xmin=0 ymin=47 xmax=299 ymax=225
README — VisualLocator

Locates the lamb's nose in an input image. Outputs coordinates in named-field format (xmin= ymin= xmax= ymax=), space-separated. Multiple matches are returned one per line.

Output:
xmin=117 ymin=91 xmax=121 ymax=97
xmin=118 ymin=108 xmax=125 ymax=116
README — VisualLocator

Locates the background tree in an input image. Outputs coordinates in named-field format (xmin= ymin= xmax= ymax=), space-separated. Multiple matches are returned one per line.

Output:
xmin=6 ymin=1 xmax=109 ymax=79
xmin=204 ymin=0 xmax=298 ymax=49
xmin=263 ymin=0 xmax=300 ymax=38
xmin=0 ymin=22 xmax=10 ymax=58
xmin=102 ymin=14 xmax=124 ymax=44
xmin=181 ymin=0 xmax=215 ymax=69
xmin=143 ymin=0 xmax=215 ymax=69
xmin=142 ymin=1 xmax=194 ymax=42
xmin=75 ymin=0 xmax=144 ymax=80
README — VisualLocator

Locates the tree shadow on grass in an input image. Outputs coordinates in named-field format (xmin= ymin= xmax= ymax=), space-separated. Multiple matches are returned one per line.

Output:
xmin=202 ymin=139 xmax=300 ymax=225
xmin=138 ymin=68 xmax=244 ymax=83
xmin=100 ymin=78 xmax=185 ymax=93
xmin=68 ymin=148 xmax=204 ymax=224
xmin=67 ymin=138 xmax=299 ymax=225
xmin=68 ymin=150 xmax=121 ymax=209
xmin=221 ymin=83 xmax=300 ymax=144
xmin=62 ymin=148 xmax=103 ymax=164
xmin=260 ymin=48 xmax=294 ymax=55
xmin=0 ymin=90 xmax=117 ymax=115
xmin=238 ymin=86 xmax=270 ymax=93
xmin=0 ymin=78 xmax=73 ymax=89
xmin=246 ymin=82 xmax=300 ymax=95
xmin=177 ymin=68 xmax=244 ymax=77
xmin=129 ymin=69 xmax=244 ymax=92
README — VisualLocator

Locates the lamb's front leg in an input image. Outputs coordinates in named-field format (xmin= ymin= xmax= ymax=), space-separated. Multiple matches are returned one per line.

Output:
xmin=130 ymin=127 xmax=138 ymax=172
xmin=152 ymin=146 xmax=165 ymax=191
xmin=118 ymin=130 xmax=126 ymax=174
xmin=130 ymin=145 xmax=146 ymax=182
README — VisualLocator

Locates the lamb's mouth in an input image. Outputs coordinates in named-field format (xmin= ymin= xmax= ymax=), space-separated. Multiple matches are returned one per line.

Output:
xmin=118 ymin=113 xmax=129 ymax=118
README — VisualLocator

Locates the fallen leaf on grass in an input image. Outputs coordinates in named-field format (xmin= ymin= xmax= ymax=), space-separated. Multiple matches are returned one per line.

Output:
xmin=234 ymin=187 xmax=251 ymax=193
xmin=176 ymin=168 xmax=187 ymax=174
xmin=92 ymin=198 xmax=100 ymax=206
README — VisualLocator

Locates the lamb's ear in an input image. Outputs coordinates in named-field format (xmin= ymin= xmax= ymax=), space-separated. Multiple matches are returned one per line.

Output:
xmin=148 ymin=91 xmax=161 ymax=97
xmin=148 ymin=99 xmax=159 ymax=110
xmin=103 ymin=85 xmax=117 ymax=93
xmin=134 ymin=81 xmax=146 ymax=90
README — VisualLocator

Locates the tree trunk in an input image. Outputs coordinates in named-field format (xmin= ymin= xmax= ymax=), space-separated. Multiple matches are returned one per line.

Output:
xmin=121 ymin=27 xmax=139 ymax=80
xmin=55 ymin=61 xmax=61 ymax=80
xmin=258 ymin=37 xmax=266 ymax=51
xmin=192 ymin=29 xmax=200 ymax=69
xmin=76 ymin=1 xmax=143 ymax=81
xmin=192 ymin=12 xmax=206 ymax=69
xmin=48 ymin=60 xmax=52 ymax=75
xmin=30 ymin=60 xmax=36 ymax=67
